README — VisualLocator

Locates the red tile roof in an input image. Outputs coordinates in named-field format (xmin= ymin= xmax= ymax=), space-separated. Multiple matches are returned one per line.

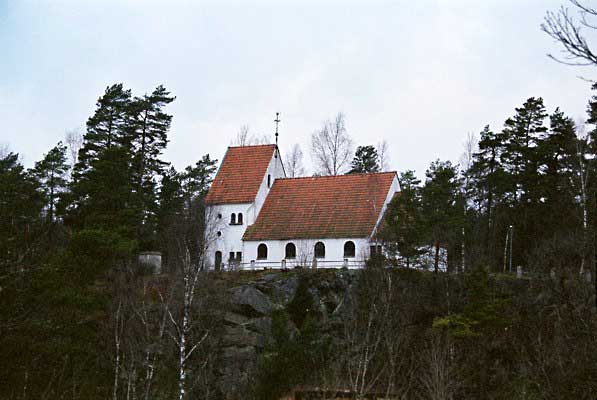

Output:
xmin=205 ymin=144 xmax=277 ymax=205
xmin=243 ymin=172 xmax=397 ymax=241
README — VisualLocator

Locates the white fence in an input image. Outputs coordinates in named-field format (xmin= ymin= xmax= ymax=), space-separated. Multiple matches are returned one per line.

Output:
xmin=217 ymin=258 xmax=366 ymax=271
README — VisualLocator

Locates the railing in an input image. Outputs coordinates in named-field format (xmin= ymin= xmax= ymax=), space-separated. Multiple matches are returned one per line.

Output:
xmin=219 ymin=258 xmax=366 ymax=271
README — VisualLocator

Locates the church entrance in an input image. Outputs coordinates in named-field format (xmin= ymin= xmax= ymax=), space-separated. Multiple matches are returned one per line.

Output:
xmin=215 ymin=251 xmax=222 ymax=271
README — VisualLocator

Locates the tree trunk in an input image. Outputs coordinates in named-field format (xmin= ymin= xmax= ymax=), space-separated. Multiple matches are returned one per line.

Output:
xmin=434 ymin=242 xmax=440 ymax=273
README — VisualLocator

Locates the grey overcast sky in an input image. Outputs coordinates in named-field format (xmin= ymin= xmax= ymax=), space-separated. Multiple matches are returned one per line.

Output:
xmin=1 ymin=0 xmax=595 ymax=176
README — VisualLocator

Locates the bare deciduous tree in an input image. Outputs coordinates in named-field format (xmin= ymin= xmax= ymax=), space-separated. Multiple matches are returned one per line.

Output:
xmin=542 ymin=1 xmax=597 ymax=66
xmin=542 ymin=0 xmax=597 ymax=305
xmin=65 ymin=128 xmax=84 ymax=168
xmin=284 ymin=143 xmax=305 ymax=177
xmin=377 ymin=140 xmax=390 ymax=172
xmin=311 ymin=113 xmax=353 ymax=176
xmin=160 ymin=207 xmax=224 ymax=400
xmin=0 ymin=142 xmax=10 ymax=158
xmin=459 ymin=132 xmax=477 ymax=173
xmin=342 ymin=268 xmax=410 ymax=399
xmin=420 ymin=331 xmax=456 ymax=400
xmin=231 ymin=125 xmax=272 ymax=146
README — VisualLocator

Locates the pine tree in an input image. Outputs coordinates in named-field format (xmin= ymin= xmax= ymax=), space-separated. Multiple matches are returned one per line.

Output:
xmin=422 ymin=160 xmax=463 ymax=273
xmin=579 ymin=83 xmax=597 ymax=274
xmin=74 ymin=84 xmax=132 ymax=178
xmin=73 ymin=147 xmax=137 ymax=238
xmin=31 ymin=141 xmax=69 ymax=222
xmin=382 ymin=170 xmax=426 ymax=267
xmin=157 ymin=156 xmax=218 ymax=269
xmin=539 ymin=109 xmax=578 ymax=207
xmin=180 ymin=155 xmax=218 ymax=202
xmin=467 ymin=126 xmax=509 ymax=263
xmin=349 ymin=145 xmax=380 ymax=174
xmin=127 ymin=85 xmax=175 ymax=247
xmin=500 ymin=97 xmax=548 ymax=204
xmin=0 ymin=153 xmax=43 ymax=270
xmin=70 ymin=84 xmax=134 ymax=229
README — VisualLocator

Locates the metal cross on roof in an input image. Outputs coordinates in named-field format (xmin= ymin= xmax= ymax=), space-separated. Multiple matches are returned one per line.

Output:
xmin=274 ymin=112 xmax=281 ymax=147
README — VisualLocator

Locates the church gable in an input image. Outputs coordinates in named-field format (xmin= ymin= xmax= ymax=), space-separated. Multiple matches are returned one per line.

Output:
xmin=243 ymin=172 xmax=398 ymax=241
xmin=205 ymin=144 xmax=277 ymax=205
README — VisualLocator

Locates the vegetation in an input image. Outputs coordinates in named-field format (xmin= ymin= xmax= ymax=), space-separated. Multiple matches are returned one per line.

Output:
xmin=4 ymin=7 xmax=597 ymax=394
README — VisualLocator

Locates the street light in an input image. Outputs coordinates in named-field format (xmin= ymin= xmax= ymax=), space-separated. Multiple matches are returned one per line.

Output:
xmin=508 ymin=225 xmax=513 ymax=273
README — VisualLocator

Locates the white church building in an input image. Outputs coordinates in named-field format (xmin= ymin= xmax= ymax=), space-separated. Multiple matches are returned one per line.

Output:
xmin=204 ymin=144 xmax=400 ymax=270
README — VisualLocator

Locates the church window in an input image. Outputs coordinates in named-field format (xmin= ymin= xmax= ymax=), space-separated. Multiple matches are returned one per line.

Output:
xmin=267 ymin=174 xmax=271 ymax=188
xmin=230 ymin=213 xmax=236 ymax=225
xmin=217 ymin=231 xmax=222 ymax=237
xmin=314 ymin=242 xmax=325 ymax=259
xmin=257 ymin=243 xmax=268 ymax=260
xmin=285 ymin=243 xmax=296 ymax=259
xmin=344 ymin=241 xmax=356 ymax=258
xmin=237 ymin=213 xmax=243 ymax=225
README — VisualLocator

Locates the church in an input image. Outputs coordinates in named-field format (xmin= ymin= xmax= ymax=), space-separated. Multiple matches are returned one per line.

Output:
xmin=204 ymin=144 xmax=400 ymax=270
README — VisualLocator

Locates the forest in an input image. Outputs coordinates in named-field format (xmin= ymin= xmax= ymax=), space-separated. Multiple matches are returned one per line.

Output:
xmin=3 ymin=2 xmax=597 ymax=397
xmin=0 ymin=79 xmax=596 ymax=399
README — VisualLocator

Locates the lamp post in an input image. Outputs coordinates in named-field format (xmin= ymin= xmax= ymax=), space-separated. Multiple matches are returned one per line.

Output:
xmin=503 ymin=225 xmax=514 ymax=273
xmin=508 ymin=225 xmax=513 ymax=273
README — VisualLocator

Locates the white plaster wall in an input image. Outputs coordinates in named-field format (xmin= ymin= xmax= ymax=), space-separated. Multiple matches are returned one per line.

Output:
xmin=205 ymin=203 xmax=252 ymax=266
xmin=249 ymin=150 xmax=285 ymax=224
xmin=204 ymin=147 xmax=285 ymax=268
xmin=243 ymin=237 xmax=371 ymax=268
xmin=371 ymin=173 xmax=400 ymax=239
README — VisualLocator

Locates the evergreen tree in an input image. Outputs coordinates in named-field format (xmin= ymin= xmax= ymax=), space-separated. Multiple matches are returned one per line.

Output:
xmin=382 ymin=170 xmax=426 ymax=267
xmin=349 ymin=145 xmax=380 ymax=173
xmin=74 ymin=84 xmax=132 ymax=178
xmin=467 ymin=126 xmax=508 ymax=265
xmin=581 ymin=83 xmax=597 ymax=276
xmin=422 ymin=160 xmax=463 ymax=272
xmin=127 ymin=85 xmax=175 ymax=248
xmin=500 ymin=97 xmax=548 ymax=204
xmin=180 ymin=154 xmax=218 ymax=202
xmin=69 ymin=147 xmax=137 ymax=240
xmin=157 ymin=156 xmax=218 ymax=270
xmin=69 ymin=84 xmax=135 ymax=232
xmin=0 ymin=153 xmax=43 ymax=270
xmin=539 ymin=109 xmax=578 ymax=212
xmin=31 ymin=141 xmax=69 ymax=222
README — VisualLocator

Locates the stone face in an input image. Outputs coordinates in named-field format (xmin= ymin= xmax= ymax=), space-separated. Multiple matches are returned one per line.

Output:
xmin=268 ymin=276 xmax=298 ymax=304
xmin=216 ymin=270 xmax=354 ymax=398
xmin=230 ymin=286 xmax=275 ymax=316
xmin=245 ymin=317 xmax=272 ymax=336
xmin=222 ymin=345 xmax=256 ymax=361
xmin=224 ymin=312 xmax=250 ymax=326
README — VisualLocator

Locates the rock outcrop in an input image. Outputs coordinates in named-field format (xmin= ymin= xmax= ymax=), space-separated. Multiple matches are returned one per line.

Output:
xmin=217 ymin=269 xmax=356 ymax=397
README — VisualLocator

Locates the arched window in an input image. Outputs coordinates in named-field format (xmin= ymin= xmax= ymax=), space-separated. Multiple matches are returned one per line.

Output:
xmin=285 ymin=243 xmax=296 ymax=259
xmin=237 ymin=213 xmax=243 ymax=225
xmin=230 ymin=213 xmax=236 ymax=225
xmin=267 ymin=174 xmax=271 ymax=188
xmin=344 ymin=241 xmax=356 ymax=258
xmin=314 ymin=242 xmax=325 ymax=259
xmin=257 ymin=243 xmax=268 ymax=260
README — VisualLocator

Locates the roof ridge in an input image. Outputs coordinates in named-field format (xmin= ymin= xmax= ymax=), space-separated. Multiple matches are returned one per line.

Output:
xmin=277 ymin=171 xmax=397 ymax=181
xmin=227 ymin=144 xmax=276 ymax=149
